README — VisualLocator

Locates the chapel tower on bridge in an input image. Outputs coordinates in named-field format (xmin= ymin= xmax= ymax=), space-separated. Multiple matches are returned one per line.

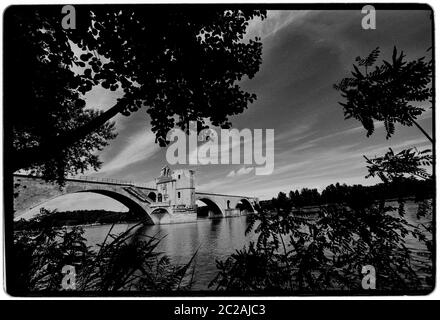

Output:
xmin=155 ymin=166 xmax=196 ymax=209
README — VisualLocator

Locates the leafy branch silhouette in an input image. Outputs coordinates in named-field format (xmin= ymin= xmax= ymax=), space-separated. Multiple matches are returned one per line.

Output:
xmin=334 ymin=46 xmax=432 ymax=142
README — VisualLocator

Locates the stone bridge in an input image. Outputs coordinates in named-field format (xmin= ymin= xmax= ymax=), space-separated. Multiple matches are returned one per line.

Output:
xmin=13 ymin=169 xmax=258 ymax=225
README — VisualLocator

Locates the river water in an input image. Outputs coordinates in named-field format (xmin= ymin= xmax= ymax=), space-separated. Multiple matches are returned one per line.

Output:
xmin=82 ymin=200 xmax=432 ymax=290
xmin=84 ymin=215 xmax=257 ymax=290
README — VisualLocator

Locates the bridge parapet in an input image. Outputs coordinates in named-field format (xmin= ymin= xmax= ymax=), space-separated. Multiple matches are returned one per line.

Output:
xmin=77 ymin=175 xmax=153 ymax=189
xmin=150 ymin=201 xmax=171 ymax=208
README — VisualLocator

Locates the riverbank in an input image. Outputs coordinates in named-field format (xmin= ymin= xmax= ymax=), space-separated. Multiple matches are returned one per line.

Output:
xmin=14 ymin=209 xmax=144 ymax=230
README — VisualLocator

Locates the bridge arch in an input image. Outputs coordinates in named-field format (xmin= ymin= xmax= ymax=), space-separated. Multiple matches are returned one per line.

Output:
xmin=149 ymin=207 xmax=173 ymax=224
xmin=196 ymin=197 xmax=224 ymax=218
xmin=236 ymin=198 xmax=255 ymax=213
xmin=75 ymin=190 xmax=154 ymax=224
xmin=150 ymin=207 xmax=171 ymax=215
xmin=148 ymin=192 xmax=156 ymax=202
xmin=17 ymin=188 xmax=154 ymax=224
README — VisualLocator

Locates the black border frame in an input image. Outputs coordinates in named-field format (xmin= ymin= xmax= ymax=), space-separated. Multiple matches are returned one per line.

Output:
xmin=2 ymin=2 xmax=436 ymax=297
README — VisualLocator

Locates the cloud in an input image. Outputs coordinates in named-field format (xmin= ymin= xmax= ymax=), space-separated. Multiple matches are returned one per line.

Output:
xmin=98 ymin=129 xmax=160 ymax=174
xmin=226 ymin=170 xmax=235 ymax=177
xmin=237 ymin=167 xmax=255 ymax=176
xmin=197 ymin=178 xmax=230 ymax=193
xmin=245 ymin=10 xmax=310 ymax=41
xmin=227 ymin=166 xmax=255 ymax=178
xmin=275 ymin=118 xmax=318 ymax=144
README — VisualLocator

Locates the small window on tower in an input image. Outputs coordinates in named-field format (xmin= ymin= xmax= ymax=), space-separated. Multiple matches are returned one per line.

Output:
xmin=178 ymin=192 xmax=181 ymax=198
xmin=178 ymin=175 xmax=181 ymax=179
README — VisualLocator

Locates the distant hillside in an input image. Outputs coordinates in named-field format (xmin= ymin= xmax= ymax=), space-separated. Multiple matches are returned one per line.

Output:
xmin=14 ymin=209 xmax=144 ymax=230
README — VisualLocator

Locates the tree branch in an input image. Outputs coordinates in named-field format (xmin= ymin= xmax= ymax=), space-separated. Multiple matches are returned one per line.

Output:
xmin=410 ymin=118 xmax=433 ymax=144
xmin=11 ymin=100 xmax=127 ymax=172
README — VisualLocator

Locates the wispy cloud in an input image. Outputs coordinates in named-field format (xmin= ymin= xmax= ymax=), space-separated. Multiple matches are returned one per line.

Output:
xmin=245 ymin=10 xmax=310 ymax=41
xmin=99 ymin=129 xmax=160 ymax=174
xmin=275 ymin=118 xmax=317 ymax=144
xmin=227 ymin=166 xmax=255 ymax=177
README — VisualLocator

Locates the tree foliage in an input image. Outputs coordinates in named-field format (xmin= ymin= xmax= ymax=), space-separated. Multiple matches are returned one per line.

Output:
xmin=334 ymin=47 xmax=432 ymax=140
xmin=12 ymin=208 xmax=196 ymax=292
xmin=5 ymin=6 xmax=266 ymax=181
xmin=258 ymin=178 xmax=434 ymax=210
xmin=7 ymin=7 xmax=117 ymax=184
xmin=364 ymin=147 xmax=433 ymax=183
xmin=211 ymin=199 xmax=432 ymax=292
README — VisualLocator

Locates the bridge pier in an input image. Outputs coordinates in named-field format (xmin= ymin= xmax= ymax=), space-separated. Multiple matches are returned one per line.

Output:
xmin=224 ymin=208 xmax=242 ymax=217
xmin=157 ymin=211 xmax=197 ymax=224
xmin=149 ymin=205 xmax=197 ymax=224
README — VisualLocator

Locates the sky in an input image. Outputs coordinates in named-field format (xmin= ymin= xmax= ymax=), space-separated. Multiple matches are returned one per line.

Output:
xmin=25 ymin=9 xmax=433 ymax=214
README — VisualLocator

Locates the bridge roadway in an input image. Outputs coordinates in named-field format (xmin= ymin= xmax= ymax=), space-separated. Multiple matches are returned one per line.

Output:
xmin=13 ymin=174 xmax=258 ymax=225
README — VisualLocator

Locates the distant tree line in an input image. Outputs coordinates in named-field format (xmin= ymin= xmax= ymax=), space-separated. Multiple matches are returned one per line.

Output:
xmin=260 ymin=177 xmax=434 ymax=211
xmin=15 ymin=209 xmax=144 ymax=230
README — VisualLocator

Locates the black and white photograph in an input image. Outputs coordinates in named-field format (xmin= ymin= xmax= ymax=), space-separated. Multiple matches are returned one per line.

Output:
xmin=2 ymin=3 xmax=435 ymax=297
